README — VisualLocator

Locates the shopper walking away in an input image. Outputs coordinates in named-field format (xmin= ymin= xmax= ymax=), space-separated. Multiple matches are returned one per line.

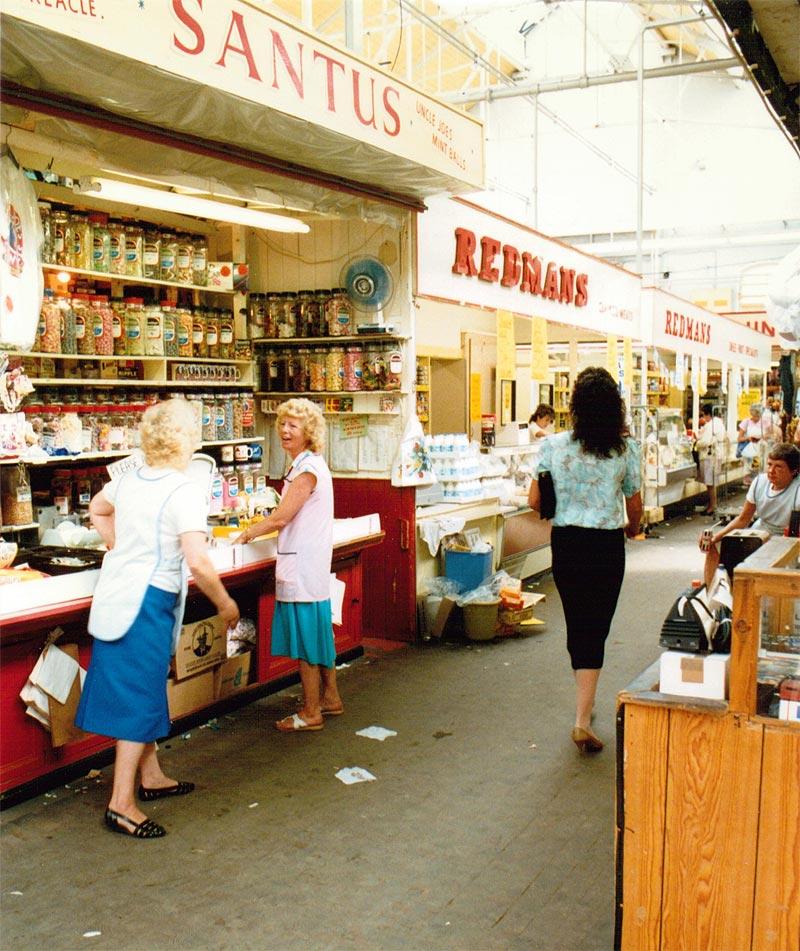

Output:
xmin=528 ymin=367 xmax=642 ymax=754
xmin=699 ymin=443 xmax=800 ymax=578
xmin=76 ymin=398 xmax=240 ymax=839
xmin=695 ymin=403 xmax=726 ymax=514
xmin=238 ymin=398 xmax=340 ymax=732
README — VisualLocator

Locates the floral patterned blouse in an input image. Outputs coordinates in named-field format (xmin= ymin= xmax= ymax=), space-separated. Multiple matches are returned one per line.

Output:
xmin=536 ymin=431 xmax=641 ymax=529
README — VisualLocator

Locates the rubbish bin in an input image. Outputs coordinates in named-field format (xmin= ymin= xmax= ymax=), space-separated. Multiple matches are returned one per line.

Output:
xmin=444 ymin=548 xmax=492 ymax=592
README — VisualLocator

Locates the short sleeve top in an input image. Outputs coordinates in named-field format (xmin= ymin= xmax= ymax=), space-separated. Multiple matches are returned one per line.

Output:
xmin=536 ymin=431 xmax=641 ymax=529
xmin=746 ymin=473 xmax=800 ymax=535
xmin=276 ymin=451 xmax=333 ymax=602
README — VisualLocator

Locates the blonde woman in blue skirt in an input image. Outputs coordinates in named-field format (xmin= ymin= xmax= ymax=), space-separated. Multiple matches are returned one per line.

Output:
xmin=76 ymin=399 xmax=239 ymax=838
xmin=238 ymin=398 xmax=339 ymax=732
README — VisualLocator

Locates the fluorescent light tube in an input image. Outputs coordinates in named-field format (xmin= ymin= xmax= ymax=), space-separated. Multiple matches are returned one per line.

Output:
xmin=80 ymin=177 xmax=309 ymax=234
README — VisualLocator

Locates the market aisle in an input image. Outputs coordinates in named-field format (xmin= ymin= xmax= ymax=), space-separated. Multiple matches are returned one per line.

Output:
xmin=1 ymin=511 xmax=717 ymax=951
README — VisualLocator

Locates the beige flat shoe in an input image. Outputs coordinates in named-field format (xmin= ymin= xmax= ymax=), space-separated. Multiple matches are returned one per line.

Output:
xmin=571 ymin=727 xmax=604 ymax=753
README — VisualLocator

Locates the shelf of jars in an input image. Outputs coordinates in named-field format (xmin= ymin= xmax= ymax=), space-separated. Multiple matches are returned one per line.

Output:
xmin=257 ymin=390 xmax=405 ymax=398
xmin=22 ymin=379 xmax=255 ymax=390
xmin=42 ymin=264 xmax=235 ymax=296
xmin=252 ymin=334 xmax=408 ymax=345
xmin=0 ymin=437 xmax=264 ymax=467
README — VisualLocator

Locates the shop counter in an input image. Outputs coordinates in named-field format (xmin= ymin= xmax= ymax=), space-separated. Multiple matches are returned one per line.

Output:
xmin=0 ymin=531 xmax=384 ymax=804
xmin=615 ymin=537 xmax=800 ymax=951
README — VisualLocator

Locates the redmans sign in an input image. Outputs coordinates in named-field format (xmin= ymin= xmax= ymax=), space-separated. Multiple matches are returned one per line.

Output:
xmin=451 ymin=227 xmax=589 ymax=309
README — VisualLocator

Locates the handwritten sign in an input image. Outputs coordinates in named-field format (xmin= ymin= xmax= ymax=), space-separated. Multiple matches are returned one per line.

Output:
xmin=339 ymin=416 xmax=368 ymax=439
xmin=496 ymin=309 xmax=515 ymax=381
xmin=106 ymin=450 xmax=143 ymax=480
xmin=530 ymin=316 xmax=549 ymax=380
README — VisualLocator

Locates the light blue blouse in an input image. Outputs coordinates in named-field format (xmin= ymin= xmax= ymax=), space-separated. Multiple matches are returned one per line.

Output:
xmin=536 ymin=431 xmax=642 ymax=529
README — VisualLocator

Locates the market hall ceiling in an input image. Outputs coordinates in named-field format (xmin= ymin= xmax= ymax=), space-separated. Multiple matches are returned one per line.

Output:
xmin=709 ymin=0 xmax=800 ymax=151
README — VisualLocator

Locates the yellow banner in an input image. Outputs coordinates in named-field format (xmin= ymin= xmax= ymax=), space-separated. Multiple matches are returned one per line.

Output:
xmin=496 ymin=309 xmax=516 ymax=381
xmin=738 ymin=388 xmax=761 ymax=421
xmin=699 ymin=356 xmax=708 ymax=395
xmin=606 ymin=335 xmax=618 ymax=379
xmin=530 ymin=316 xmax=549 ymax=380
xmin=623 ymin=337 xmax=633 ymax=388
xmin=470 ymin=373 xmax=482 ymax=422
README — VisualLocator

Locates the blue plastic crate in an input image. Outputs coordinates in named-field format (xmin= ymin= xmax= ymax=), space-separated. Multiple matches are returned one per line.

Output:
xmin=444 ymin=548 xmax=493 ymax=592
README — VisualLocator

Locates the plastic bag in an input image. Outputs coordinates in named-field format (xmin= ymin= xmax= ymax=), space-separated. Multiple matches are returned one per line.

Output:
xmin=456 ymin=570 xmax=518 ymax=606
xmin=741 ymin=441 xmax=758 ymax=460
xmin=422 ymin=576 xmax=463 ymax=597
xmin=227 ymin=617 xmax=256 ymax=657
xmin=391 ymin=414 xmax=435 ymax=487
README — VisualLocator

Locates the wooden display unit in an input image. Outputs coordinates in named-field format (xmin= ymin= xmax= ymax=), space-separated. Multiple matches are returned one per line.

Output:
xmin=616 ymin=537 xmax=800 ymax=951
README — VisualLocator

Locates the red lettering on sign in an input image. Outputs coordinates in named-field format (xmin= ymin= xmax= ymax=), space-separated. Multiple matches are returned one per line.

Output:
xmin=520 ymin=253 xmax=542 ymax=296
xmin=452 ymin=228 xmax=478 ymax=277
xmin=216 ymin=12 xmax=261 ymax=80
xmin=270 ymin=29 xmax=304 ymax=96
xmin=172 ymin=0 xmax=205 ymax=55
xmin=575 ymin=273 xmax=588 ymax=307
xmin=382 ymin=87 xmax=401 ymax=137
xmin=352 ymin=71 xmax=377 ymax=129
xmin=479 ymin=237 xmax=501 ymax=283
xmin=558 ymin=267 xmax=575 ymax=305
xmin=312 ymin=51 xmax=345 ymax=112
xmin=500 ymin=245 xmax=521 ymax=288
xmin=542 ymin=263 xmax=559 ymax=301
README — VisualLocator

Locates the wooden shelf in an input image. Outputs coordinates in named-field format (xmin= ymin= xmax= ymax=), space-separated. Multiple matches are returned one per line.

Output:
xmin=10 ymin=351 xmax=252 ymax=366
xmin=252 ymin=333 xmax=407 ymax=346
xmin=27 ymin=378 xmax=254 ymax=389
xmin=42 ymin=263 xmax=235 ymax=296
xmin=0 ymin=522 xmax=39 ymax=532
xmin=256 ymin=389 xmax=404 ymax=397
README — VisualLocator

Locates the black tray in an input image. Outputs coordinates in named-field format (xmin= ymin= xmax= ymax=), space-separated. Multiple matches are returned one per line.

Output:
xmin=13 ymin=546 xmax=106 ymax=575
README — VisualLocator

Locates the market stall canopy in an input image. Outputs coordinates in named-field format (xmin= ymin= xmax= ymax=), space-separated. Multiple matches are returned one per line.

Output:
xmin=0 ymin=1 xmax=484 ymax=216
xmin=642 ymin=287 xmax=772 ymax=370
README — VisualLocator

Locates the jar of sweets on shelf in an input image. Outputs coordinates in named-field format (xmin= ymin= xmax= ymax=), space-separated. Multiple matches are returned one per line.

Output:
xmin=124 ymin=297 xmax=146 ymax=356
xmin=51 ymin=208 xmax=72 ymax=267
xmin=144 ymin=303 xmax=164 ymax=357
xmin=192 ymin=308 xmax=208 ymax=358
xmin=89 ymin=212 xmax=111 ymax=273
xmin=124 ymin=223 xmax=144 ymax=277
xmin=108 ymin=219 xmax=126 ymax=275
xmin=90 ymin=295 xmax=114 ymax=356
xmin=326 ymin=288 xmax=353 ymax=336
xmin=69 ymin=213 xmax=92 ymax=271
xmin=161 ymin=302 xmax=179 ymax=357
xmin=326 ymin=347 xmax=345 ymax=391
xmin=176 ymin=234 xmax=194 ymax=284
xmin=142 ymin=230 xmax=161 ymax=279
xmin=343 ymin=345 xmax=364 ymax=391
xmin=73 ymin=294 xmax=95 ymax=355
xmin=192 ymin=235 xmax=208 ymax=286
xmin=218 ymin=309 xmax=234 ymax=360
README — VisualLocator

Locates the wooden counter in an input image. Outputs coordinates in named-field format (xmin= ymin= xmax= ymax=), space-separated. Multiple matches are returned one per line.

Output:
xmin=0 ymin=532 xmax=384 ymax=805
xmin=615 ymin=537 xmax=800 ymax=951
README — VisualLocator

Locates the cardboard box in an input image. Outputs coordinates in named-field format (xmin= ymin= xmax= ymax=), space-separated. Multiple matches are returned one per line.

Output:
xmin=659 ymin=650 xmax=730 ymax=700
xmin=173 ymin=614 xmax=227 ymax=680
xmin=214 ymin=651 xmax=252 ymax=699
xmin=167 ymin=670 xmax=214 ymax=719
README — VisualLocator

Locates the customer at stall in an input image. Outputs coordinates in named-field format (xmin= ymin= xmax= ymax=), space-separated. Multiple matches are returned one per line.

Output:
xmin=76 ymin=398 xmax=240 ymax=839
xmin=737 ymin=404 xmax=772 ymax=461
xmin=528 ymin=403 xmax=555 ymax=439
xmin=695 ymin=403 xmax=727 ymax=515
xmin=238 ymin=398 xmax=340 ymax=732
xmin=699 ymin=443 xmax=800 ymax=573
xmin=528 ymin=367 xmax=642 ymax=754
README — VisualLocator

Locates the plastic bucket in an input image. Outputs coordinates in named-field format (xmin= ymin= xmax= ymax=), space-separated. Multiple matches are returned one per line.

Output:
xmin=444 ymin=549 xmax=493 ymax=592
xmin=463 ymin=599 xmax=500 ymax=641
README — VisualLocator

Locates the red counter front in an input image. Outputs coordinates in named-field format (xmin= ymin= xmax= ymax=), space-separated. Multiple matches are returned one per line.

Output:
xmin=0 ymin=534 xmax=383 ymax=802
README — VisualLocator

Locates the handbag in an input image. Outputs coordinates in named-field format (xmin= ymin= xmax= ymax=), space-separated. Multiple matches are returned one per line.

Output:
xmin=538 ymin=470 xmax=557 ymax=520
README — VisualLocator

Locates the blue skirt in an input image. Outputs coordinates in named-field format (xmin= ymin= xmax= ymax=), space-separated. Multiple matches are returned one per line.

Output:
xmin=271 ymin=600 xmax=335 ymax=668
xmin=75 ymin=584 xmax=177 ymax=743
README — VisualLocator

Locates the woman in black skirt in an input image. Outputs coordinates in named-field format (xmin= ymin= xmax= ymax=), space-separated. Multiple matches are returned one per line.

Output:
xmin=528 ymin=368 xmax=642 ymax=753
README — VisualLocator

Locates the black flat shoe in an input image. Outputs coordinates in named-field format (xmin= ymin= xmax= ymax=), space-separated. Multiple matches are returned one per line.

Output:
xmin=138 ymin=781 xmax=195 ymax=801
xmin=105 ymin=808 xmax=166 ymax=838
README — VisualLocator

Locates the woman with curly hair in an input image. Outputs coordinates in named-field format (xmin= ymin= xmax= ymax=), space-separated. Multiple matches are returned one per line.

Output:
xmin=77 ymin=398 xmax=240 ymax=838
xmin=239 ymin=398 xmax=341 ymax=732
xmin=528 ymin=368 xmax=642 ymax=753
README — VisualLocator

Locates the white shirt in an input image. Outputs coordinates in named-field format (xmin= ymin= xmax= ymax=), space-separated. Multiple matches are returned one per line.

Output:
xmin=747 ymin=473 xmax=800 ymax=535
xmin=276 ymin=451 xmax=333 ymax=602
xmin=696 ymin=417 xmax=726 ymax=459
xmin=88 ymin=467 xmax=207 ymax=645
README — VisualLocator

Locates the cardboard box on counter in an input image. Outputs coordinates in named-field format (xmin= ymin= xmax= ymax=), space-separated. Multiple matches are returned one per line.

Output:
xmin=659 ymin=650 xmax=729 ymax=700
xmin=173 ymin=614 xmax=227 ymax=680
xmin=214 ymin=651 xmax=252 ymax=700
xmin=167 ymin=670 xmax=214 ymax=719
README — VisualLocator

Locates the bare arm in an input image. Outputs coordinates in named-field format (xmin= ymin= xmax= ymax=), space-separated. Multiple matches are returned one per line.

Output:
xmin=89 ymin=491 xmax=115 ymax=549
xmin=237 ymin=473 xmax=316 ymax=543
xmin=699 ymin=500 xmax=757 ymax=551
xmin=625 ymin=491 xmax=643 ymax=538
xmin=180 ymin=532 xmax=240 ymax=628
xmin=527 ymin=477 xmax=541 ymax=512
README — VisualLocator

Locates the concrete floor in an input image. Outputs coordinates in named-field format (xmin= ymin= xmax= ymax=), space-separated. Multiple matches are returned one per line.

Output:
xmin=1 ymin=508 xmax=721 ymax=951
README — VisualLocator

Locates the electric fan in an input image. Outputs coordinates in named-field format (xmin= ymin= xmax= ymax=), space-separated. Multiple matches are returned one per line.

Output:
xmin=339 ymin=255 xmax=395 ymax=329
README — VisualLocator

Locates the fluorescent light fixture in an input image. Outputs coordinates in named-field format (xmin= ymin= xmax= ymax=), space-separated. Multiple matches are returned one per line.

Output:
xmin=78 ymin=177 xmax=309 ymax=234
